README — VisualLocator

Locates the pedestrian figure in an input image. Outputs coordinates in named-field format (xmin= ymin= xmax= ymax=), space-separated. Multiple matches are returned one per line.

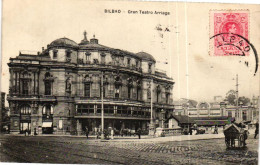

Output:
xmin=189 ymin=127 xmax=193 ymax=135
xmin=254 ymin=121 xmax=259 ymax=139
xmin=34 ymin=128 xmax=37 ymax=136
xmin=94 ymin=127 xmax=97 ymax=137
xmin=214 ymin=125 xmax=218 ymax=134
xmin=85 ymin=127 xmax=89 ymax=139
xmin=193 ymin=124 xmax=198 ymax=135
xmin=137 ymin=128 xmax=141 ymax=139
xmin=111 ymin=129 xmax=114 ymax=140
xmin=24 ymin=129 xmax=27 ymax=136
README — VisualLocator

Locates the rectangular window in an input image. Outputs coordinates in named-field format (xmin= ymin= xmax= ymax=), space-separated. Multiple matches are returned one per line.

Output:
xmin=97 ymin=105 xmax=101 ymax=113
xmin=148 ymin=63 xmax=152 ymax=73
xmin=147 ymin=90 xmax=151 ymax=99
xmin=22 ymin=80 xmax=29 ymax=95
xmin=53 ymin=51 xmax=57 ymax=59
xmin=228 ymin=111 xmax=232 ymax=117
xmin=66 ymin=52 xmax=71 ymax=58
xmin=84 ymin=83 xmax=90 ymax=97
xmin=45 ymin=81 xmax=51 ymax=95
xmin=166 ymin=93 xmax=169 ymax=104
xmin=101 ymin=56 xmax=105 ymax=64
xmin=128 ymin=87 xmax=131 ymax=99
xmin=127 ymin=58 xmax=131 ymax=66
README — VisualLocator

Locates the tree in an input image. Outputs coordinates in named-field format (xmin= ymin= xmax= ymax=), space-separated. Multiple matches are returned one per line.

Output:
xmin=225 ymin=90 xmax=236 ymax=105
xmin=238 ymin=96 xmax=250 ymax=106
xmin=225 ymin=90 xmax=251 ymax=106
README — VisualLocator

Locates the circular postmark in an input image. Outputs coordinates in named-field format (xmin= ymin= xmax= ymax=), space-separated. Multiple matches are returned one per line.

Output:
xmin=210 ymin=33 xmax=258 ymax=76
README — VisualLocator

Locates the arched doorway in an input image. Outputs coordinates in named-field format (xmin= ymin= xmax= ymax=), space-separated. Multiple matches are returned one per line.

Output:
xmin=42 ymin=104 xmax=54 ymax=134
xmin=20 ymin=104 xmax=31 ymax=134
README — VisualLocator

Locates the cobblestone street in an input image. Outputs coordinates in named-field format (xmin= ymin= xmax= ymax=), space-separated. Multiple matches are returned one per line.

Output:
xmin=0 ymin=134 xmax=258 ymax=164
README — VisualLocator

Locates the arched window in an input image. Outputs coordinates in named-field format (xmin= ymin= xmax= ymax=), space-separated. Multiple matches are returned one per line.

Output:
xmin=44 ymin=72 xmax=52 ymax=95
xmin=20 ymin=104 xmax=31 ymax=115
xmin=115 ymin=85 xmax=120 ymax=98
xmin=43 ymin=104 xmax=53 ymax=116
xmin=84 ymin=75 xmax=92 ymax=97
xmin=127 ymin=78 xmax=133 ymax=99
xmin=84 ymin=83 xmax=91 ymax=97
xmin=156 ymin=85 xmax=161 ymax=103
xmin=128 ymin=86 xmax=131 ymax=99
xmin=147 ymin=90 xmax=151 ymax=99
xmin=166 ymin=93 xmax=170 ymax=104
xmin=114 ymin=76 xmax=122 ymax=98
xmin=21 ymin=71 xmax=30 ymax=95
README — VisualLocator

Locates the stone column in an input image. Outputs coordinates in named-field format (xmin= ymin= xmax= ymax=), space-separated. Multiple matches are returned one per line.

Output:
xmin=35 ymin=71 xmax=39 ymax=95
xmin=77 ymin=75 xmax=80 ymax=96
xmin=38 ymin=104 xmax=43 ymax=135
xmin=17 ymin=72 xmax=20 ymax=94
xmin=9 ymin=69 xmax=13 ymax=93
xmin=76 ymin=119 xmax=82 ymax=136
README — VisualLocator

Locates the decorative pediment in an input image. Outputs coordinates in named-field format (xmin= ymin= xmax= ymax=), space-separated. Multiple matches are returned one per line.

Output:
xmin=85 ymin=51 xmax=91 ymax=56
xmin=114 ymin=76 xmax=122 ymax=86
xmin=100 ymin=52 xmax=106 ymax=57
xmin=84 ymin=75 xmax=92 ymax=83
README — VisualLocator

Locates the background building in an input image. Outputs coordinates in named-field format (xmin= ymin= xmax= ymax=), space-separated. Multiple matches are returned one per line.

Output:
xmin=0 ymin=92 xmax=6 ymax=133
xmin=7 ymin=32 xmax=174 ymax=135
xmin=172 ymin=96 xmax=259 ymax=128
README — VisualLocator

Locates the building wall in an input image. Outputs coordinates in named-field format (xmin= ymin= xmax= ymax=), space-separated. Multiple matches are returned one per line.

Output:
xmin=7 ymin=38 xmax=174 ymax=135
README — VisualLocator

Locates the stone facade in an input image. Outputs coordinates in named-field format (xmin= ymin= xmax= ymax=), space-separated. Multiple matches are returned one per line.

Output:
xmin=7 ymin=33 xmax=174 ymax=135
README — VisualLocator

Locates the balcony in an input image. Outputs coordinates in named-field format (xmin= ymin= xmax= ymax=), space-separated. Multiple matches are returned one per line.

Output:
xmin=7 ymin=94 xmax=39 ymax=101
xmin=76 ymin=61 xmax=142 ymax=75
xmin=75 ymin=112 xmax=150 ymax=119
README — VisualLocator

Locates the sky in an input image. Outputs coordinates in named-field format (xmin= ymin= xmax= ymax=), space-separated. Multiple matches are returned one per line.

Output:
xmin=1 ymin=0 xmax=260 ymax=103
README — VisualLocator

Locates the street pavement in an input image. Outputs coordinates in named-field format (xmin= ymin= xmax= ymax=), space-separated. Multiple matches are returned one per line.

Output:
xmin=0 ymin=132 xmax=258 ymax=164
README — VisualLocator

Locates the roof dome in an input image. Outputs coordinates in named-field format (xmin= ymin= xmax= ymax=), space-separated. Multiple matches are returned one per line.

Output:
xmin=136 ymin=52 xmax=156 ymax=62
xmin=49 ymin=37 xmax=78 ymax=49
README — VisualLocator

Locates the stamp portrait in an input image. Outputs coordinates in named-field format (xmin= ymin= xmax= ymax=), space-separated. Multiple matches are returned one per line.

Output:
xmin=210 ymin=10 xmax=250 ymax=56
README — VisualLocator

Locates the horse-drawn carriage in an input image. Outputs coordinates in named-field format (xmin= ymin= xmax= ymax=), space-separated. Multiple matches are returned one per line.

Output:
xmin=224 ymin=123 xmax=248 ymax=148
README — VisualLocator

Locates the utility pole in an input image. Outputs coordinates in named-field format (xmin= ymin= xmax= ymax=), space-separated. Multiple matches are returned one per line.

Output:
xmin=236 ymin=74 xmax=239 ymax=121
xmin=101 ymin=71 xmax=104 ymax=140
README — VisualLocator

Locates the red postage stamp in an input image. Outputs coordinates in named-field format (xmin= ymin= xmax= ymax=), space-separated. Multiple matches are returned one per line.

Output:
xmin=209 ymin=10 xmax=250 ymax=56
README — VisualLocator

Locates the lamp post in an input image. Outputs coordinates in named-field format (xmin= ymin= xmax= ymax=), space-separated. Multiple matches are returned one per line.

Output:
xmin=100 ymin=71 xmax=104 ymax=140
xmin=148 ymin=79 xmax=155 ymax=135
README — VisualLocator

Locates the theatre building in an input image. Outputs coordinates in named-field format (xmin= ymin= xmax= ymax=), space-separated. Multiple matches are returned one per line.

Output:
xmin=7 ymin=32 xmax=174 ymax=135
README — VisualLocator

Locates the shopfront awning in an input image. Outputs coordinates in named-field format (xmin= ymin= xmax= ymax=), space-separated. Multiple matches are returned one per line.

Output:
xmin=42 ymin=122 xmax=53 ymax=127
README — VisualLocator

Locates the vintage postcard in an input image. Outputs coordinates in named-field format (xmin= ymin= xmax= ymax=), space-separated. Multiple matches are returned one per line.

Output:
xmin=0 ymin=0 xmax=259 ymax=164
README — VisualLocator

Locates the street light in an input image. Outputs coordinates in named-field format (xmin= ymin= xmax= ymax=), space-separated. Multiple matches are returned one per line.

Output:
xmin=100 ymin=71 xmax=104 ymax=140
xmin=148 ymin=79 xmax=155 ymax=135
